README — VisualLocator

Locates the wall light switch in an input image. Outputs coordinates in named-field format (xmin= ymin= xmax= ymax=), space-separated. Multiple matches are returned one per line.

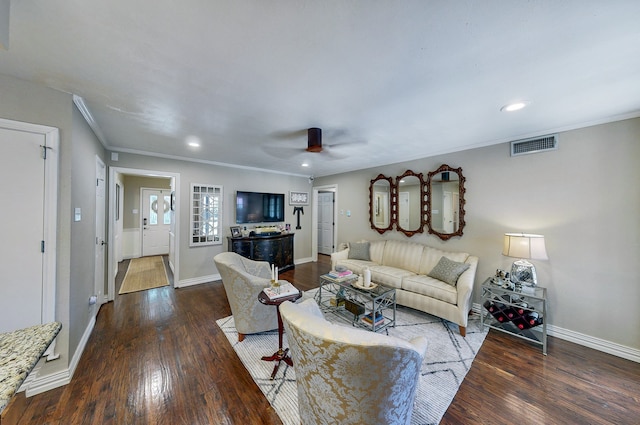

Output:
xmin=74 ymin=207 xmax=82 ymax=222
xmin=132 ymin=209 xmax=138 ymax=214
xmin=346 ymin=210 xmax=351 ymax=217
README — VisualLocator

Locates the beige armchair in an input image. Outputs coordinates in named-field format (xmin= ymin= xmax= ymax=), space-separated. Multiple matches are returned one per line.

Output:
xmin=280 ymin=299 xmax=428 ymax=425
xmin=213 ymin=252 xmax=279 ymax=341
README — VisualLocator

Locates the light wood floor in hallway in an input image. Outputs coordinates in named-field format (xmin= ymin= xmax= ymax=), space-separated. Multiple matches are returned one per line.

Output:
xmin=10 ymin=255 xmax=640 ymax=424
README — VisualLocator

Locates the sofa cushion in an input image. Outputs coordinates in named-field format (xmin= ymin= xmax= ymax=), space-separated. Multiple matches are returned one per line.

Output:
xmin=348 ymin=241 xmax=371 ymax=261
xmin=427 ymin=256 xmax=470 ymax=286
xmin=334 ymin=259 xmax=377 ymax=275
xmin=419 ymin=247 xmax=469 ymax=275
xmin=369 ymin=266 xmax=416 ymax=289
xmin=401 ymin=275 xmax=458 ymax=305
xmin=369 ymin=240 xmax=387 ymax=264
xmin=381 ymin=240 xmax=425 ymax=274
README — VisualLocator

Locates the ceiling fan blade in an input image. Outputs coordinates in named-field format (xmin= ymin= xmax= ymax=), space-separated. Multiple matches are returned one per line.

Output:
xmin=261 ymin=146 xmax=304 ymax=158
xmin=270 ymin=129 xmax=308 ymax=141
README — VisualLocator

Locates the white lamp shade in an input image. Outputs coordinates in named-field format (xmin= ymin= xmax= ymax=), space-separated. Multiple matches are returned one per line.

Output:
xmin=502 ymin=233 xmax=548 ymax=260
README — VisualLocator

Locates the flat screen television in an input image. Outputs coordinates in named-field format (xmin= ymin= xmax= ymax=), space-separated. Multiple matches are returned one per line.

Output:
xmin=236 ymin=191 xmax=285 ymax=224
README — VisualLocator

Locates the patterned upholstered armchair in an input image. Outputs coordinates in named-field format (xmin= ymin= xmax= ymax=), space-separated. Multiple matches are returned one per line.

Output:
xmin=213 ymin=252 xmax=279 ymax=341
xmin=280 ymin=299 xmax=428 ymax=425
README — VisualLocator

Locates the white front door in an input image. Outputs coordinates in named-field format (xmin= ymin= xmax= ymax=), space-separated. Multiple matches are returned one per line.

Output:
xmin=95 ymin=156 xmax=106 ymax=306
xmin=142 ymin=188 xmax=171 ymax=256
xmin=317 ymin=192 xmax=334 ymax=255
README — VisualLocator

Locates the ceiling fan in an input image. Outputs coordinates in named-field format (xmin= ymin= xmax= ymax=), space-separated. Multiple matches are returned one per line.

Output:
xmin=306 ymin=127 xmax=324 ymax=152
xmin=264 ymin=127 xmax=365 ymax=159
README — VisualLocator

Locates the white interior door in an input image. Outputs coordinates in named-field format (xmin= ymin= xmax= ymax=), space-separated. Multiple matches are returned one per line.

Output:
xmin=442 ymin=191 xmax=454 ymax=233
xmin=95 ymin=156 xmax=106 ymax=306
xmin=452 ymin=193 xmax=460 ymax=232
xmin=0 ymin=122 xmax=57 ymax=333
xmin=142 ymin=188 xmax=171 ymax=256
xmin=317 ymin=192 xmax=334 ymax=255
xmin=399 ymin=192 xmax=410 ymax=229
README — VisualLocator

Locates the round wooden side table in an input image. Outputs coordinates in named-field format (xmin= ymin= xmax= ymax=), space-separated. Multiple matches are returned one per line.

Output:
xmin=257 ymin=287 xmax=303 ymax=379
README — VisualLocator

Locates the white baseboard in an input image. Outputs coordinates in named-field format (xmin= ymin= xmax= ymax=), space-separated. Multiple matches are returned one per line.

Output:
xmin=471 ymin=302 xmax=639 ymax=363
xmin=24 ymin=315 xmax=96 ymax=397
xmin=176 ymin=258 xmax=312 ymax=288
xmin=295 ymin=257 xmax=313 ymax=264
xmin=177 ymin=274 xmax=221 ymax=288
xmin=546 ymin=324 xmax=640 ymax=363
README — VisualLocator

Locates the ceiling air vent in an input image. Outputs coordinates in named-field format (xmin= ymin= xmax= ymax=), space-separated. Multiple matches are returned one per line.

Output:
xmin=510 ymin=134 xmax=558 ymax=157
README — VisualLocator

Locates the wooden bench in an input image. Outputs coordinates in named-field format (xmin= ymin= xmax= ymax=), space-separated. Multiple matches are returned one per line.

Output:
xmin=0 ymin=322 xmax=62 ymax=424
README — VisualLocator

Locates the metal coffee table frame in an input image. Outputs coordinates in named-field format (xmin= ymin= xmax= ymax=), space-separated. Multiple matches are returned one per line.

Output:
xmin=315 ymin=274 xmax=396 ymax=333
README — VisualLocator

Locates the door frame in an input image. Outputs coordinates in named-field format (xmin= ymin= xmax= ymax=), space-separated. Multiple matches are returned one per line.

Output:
xmin=107 ymin=166 xmax=180 ymax=301
xmin=94 ymin=156 xmax=106 ymax=312
xmin=0 ymin=118 xmax=58 ymax=326
xmin=311 ymin=184 xmax=338 ymax=262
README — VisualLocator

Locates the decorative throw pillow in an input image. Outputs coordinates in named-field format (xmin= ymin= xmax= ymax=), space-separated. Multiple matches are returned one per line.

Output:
xmin=428 ymin=256 xmax=470 ymax=286
xmin=348 ymin=241 xmax=371 ymax=261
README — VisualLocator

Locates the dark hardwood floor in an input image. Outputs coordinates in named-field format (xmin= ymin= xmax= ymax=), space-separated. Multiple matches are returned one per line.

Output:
xmin=11 ymin=255 xmax=640 ymax=424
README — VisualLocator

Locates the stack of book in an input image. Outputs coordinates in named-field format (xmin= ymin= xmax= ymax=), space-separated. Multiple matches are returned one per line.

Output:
xmin=362 ymin=312 xmax=384 ymax=327
xmin=327 ymin=269 xmax=354 ymax=280
xmin=263 ymin=281 xmax=299 ymax=300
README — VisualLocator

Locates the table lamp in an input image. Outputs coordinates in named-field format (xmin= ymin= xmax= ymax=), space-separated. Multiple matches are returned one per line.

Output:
xmin=502 ymin=233 xmax=548 ymax=287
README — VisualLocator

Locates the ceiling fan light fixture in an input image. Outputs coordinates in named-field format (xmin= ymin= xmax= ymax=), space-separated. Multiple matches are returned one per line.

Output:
xmin=306 ymin=127 xmax=323 ymax=152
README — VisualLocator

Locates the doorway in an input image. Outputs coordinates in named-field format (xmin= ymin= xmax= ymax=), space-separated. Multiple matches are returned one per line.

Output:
xmin=312 ymin=184 xmax=338 ymax=261
xmin=95 ymin=156 xmax=106 ymax=308
xmin=108 ymin=167 xmax=180 ymax=301
xmin=317 ymin=191 xmax=335 ymax=255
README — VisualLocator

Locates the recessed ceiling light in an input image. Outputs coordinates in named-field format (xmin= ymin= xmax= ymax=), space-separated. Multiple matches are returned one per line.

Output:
xmin=185 ymin=135 xmax=201 ymax=148
xmin=501 ymin=101 xmax=530 ymax=112
xmin=301 ymin=163 xmax=309 ymax=167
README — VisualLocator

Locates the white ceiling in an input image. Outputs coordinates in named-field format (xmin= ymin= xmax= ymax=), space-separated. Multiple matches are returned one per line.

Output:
xmin=1 ymin=1 xmax=639 ymax=177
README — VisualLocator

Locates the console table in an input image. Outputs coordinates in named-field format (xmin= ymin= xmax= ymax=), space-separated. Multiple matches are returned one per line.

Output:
xmin=480 ymin=277 xmax=547 ymax=354
xmin=227 ymin=233 xmax=294 ymax=272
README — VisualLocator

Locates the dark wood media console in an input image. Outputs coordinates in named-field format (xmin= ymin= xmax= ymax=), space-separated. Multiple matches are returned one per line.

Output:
xmin=227 ymin=233 xmax=295 ymax=272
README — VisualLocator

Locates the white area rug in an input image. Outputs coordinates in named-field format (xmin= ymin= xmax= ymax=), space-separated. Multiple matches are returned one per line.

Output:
xmin=216 ymin=290 xmax=488 ymax=425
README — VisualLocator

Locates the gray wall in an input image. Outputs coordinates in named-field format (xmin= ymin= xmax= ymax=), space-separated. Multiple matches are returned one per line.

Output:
xmin=108 ymin=153 xmax=313 ymax=282
xmin=69 ymin=104 xmax=107 ymax=358
xmin=0 ymin=73 xmax=106 ymax=378
xmin=317 ymin=117 xmax=640 ymax=352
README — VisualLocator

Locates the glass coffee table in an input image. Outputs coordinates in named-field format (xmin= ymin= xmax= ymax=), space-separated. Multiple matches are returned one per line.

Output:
xmin=315 ymin=273 xmax=396 ymax=333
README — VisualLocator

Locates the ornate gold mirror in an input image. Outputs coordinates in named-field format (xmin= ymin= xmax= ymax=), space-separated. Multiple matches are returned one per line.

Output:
xmin=369 ymin=174 xmax=394 ymax=234
xmin=395 ymin=170 xmax=424 ymax=237
xmin=426 ymin=164 xmax=466 ymax=240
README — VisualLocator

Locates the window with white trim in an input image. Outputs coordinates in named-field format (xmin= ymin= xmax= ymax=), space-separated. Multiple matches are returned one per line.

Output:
xmin=190 ymin=184 xmax=223 ymax=246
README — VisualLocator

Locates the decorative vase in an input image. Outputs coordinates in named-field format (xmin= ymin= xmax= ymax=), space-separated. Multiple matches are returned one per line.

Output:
xmin=363 ymin=268 xmax=371 ymax=287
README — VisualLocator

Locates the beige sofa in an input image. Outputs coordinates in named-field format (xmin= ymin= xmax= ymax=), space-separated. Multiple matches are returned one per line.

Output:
xmin=331 ymin=240 xmax=478 ymax=336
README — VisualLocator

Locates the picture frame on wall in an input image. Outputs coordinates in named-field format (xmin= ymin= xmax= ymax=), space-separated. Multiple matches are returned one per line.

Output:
xmin=230 ymin=226 xmax=242 ymax=237
xmin=289 ymin=191 xmax=309 ymax=206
